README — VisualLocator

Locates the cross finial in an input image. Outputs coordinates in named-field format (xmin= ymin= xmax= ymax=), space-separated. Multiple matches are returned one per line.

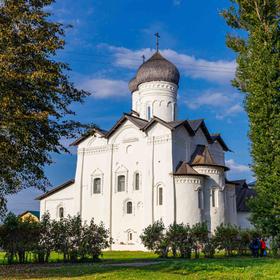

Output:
xmin=142 ymin=54 xmax=146 ymax=63
xmin=155 ymin=32 xmax=160 ymax=52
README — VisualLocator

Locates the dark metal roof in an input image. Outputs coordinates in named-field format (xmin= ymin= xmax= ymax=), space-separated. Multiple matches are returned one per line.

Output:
xmin=233 ymin=180 xmax=256 ymax=212
xmin=190 ymin=145 xmax=229 ymax=171
xmin=211 ymin=134 xmax=231 ymax=152
xmin=35 ymin=179 xmax=75 ymax=200
xmin=174 ymin=161 xmax=207 ymax=177
xmin=69 ymin=116 xmax=229 ymax=153
xmin=70 ymin=128 xmax=107 ymax=146
xmin=105 ymin=113 xmax=148 ymax=138
xmin=128 ymin=76 xmax=138 ymax=93
xmin=133 ymin=52 xmax=180 ymax=89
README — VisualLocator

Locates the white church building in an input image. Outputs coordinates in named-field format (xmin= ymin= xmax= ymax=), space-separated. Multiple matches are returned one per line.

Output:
xmin=37 ymin=51 xmax=253 ymax=250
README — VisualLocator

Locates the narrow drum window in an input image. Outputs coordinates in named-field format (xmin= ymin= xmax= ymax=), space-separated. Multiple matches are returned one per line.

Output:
xmin=117 ymin=175 xmax=125 ymax=192
xmin=212 ymin=189 xmax=216 ymax=207
xmin=59 ymin=207 xmax=64 ymax=218
xmin=93 ymin=178 xmax=101 ymax=194
xmin=147 ymin=106 xmax=151 ymax=120
xmin=158 ymin=187 xmax=163 ymax=205
xmin=127 ymin=201 xmax=132 ymax=214
xmin=135 ymin=173 xmax=140 ymax=190
xmin=198 ymin=189 xmax=203 ymax=209
xmin=129 ymin=232 xmax=133 ymax=241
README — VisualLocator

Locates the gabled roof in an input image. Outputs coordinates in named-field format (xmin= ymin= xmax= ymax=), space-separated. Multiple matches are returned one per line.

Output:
xmin=211 ymin=134 xmax=231 ymax=152
xmin=19 ymin=210 xmax=40 ymax=219
xmin=70 ymin=114 xmax=230 ymax=152
xmin=70 ymin=127 xmax=107 ymax=146
xmin=174 ymin=161 xmax=207 ymax=177
xmin=233 ymin=180 xmax=256 ymax=212
xmin=36 ymin=179 xmax=75 ymax=200
xmin=190 ymin=145 xmax=229 ymax=170
xmin=188 ymin=119 xmax=213 ymax=143
xmin=141 ymin=116 xmax=176 ymax=132
xmin=105 ymin=113 xmax=148 ymax=138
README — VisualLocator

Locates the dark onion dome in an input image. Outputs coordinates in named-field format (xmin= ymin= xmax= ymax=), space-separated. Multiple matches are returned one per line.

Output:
xmin=128 ymin=52 xmax=180 ymax=92
xmin=128 ymin=76 xmax=138 ymax=93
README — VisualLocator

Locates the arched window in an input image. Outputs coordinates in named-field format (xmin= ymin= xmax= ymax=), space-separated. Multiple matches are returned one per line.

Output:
xmin=127 ymin=201 xmax=132 ymax=214
xmin=158 ymin=187 xmax=163 ymax=206
xmin=212 ymin=189 xmax=217 ymax=207
xmin=147 ymin=106 xmax=151 ymax=120
xmin=93 ymin=178 xmax=101 ymax=194
xmin=134 ymin=172 xmax=140 ymax=190
xmin=198 ymin=189 xmax=203 ymax=209
xmin=117 ymin=175 xmax=125 ymax=192
xmin=59 ymin=207 xmax=64 ymax=218
xmin=128 ymin=232 xmax=133 ymax=241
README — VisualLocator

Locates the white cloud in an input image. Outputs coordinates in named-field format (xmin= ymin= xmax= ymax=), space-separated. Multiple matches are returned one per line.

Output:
xmin=187 ymin=92 xmax=232 ymax=109
xmin=79 ymin=78 xmax=129 ymax=99
xmin=99 ymin=44 xmax=236 ymax=84
xmin=226 ymin=159 xmax=251 ymax=173
xmin=216 ymin=104 xmax=243 ymax=119
xmin=185 ymin=90 xmax=243 ymax=119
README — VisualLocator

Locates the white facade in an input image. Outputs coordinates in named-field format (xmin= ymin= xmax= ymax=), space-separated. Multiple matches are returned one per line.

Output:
xmin=38 ymin=51 xmax=251 ymax=250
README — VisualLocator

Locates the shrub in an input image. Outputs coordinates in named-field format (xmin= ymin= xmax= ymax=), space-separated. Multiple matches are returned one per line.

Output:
xmin=34 ymin=212 xmax=53 ymax=263
xmin=213 ymin=224 xmax=239 ymax=256
xmin=0 ymin=213 xmax=39 ymax=264
xmin=191 ymin=222 xmax=209 ymax=258
xmin=202 ymin=238 xmax=215 ymax=258
xmin=81 ymin=219 xmax=112 ymax=261
xmin=140 ymin=220 xmax=168 ymax=257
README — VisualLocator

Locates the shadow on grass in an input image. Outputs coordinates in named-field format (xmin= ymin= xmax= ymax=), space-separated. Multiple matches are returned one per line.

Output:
xmin=0 ymin=257 xmax=278 ymax=279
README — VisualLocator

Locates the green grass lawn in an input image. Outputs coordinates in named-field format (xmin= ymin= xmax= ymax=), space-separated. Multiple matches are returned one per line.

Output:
xmin=0 ymin=252 xmax=280 ymax=280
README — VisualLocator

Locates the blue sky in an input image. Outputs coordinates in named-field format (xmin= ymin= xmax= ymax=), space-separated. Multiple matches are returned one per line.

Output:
xmin=7 ymin=0 xmax=253 ymax=214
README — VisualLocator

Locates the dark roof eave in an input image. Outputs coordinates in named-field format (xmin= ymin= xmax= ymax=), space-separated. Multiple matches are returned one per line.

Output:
xmin=35 ymin=179 xmax=75 ymax=200
xmin=70 ymin=128 xmax=107 ymax=146
xmin=173 ymin=173 xmax=208 ymax=177
xmin=191 ymin=163 xmax=230 ymax=171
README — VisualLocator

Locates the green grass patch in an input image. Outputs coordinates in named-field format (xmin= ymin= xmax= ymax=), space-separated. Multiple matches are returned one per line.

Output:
xmin=0 ymin=252 xmax=280 ymax=279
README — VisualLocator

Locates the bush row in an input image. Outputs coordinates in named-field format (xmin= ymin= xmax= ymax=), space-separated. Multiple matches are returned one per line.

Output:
xmin=140 ymin=221 xmax=262 ymax=258
xmin=0 ymin=213 xmax=112 ymax=264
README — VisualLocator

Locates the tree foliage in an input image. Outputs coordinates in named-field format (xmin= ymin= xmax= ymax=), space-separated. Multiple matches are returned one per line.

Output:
xmin=222 ymin=1 xmax=280 ymax=236
xmin=0 ymin=213 xmax=112 ymax=264
xmin=0 ymin=0 xmax=90 ymax=217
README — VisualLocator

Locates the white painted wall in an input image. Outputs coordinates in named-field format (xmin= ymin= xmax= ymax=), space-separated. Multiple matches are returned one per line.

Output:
xmin=39 ymin=182 xmax=77 ymax=220
xmin=137 ymin=81 xmax=177 ymax=122
xmin=237 ymin=212 xmax=254 ymax=229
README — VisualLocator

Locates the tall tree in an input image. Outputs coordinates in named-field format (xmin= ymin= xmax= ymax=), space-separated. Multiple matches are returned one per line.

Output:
xmin=222 ymin=1 xmax=280 ymax=236
xmin=0 ymin=0 xmax=90 ymax=217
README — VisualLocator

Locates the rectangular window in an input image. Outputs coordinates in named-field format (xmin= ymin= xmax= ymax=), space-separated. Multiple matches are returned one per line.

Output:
xmin=212 ymin=189 xmax=216 ymax=207
xmin=135 ymin=173 xmax=140 ymax=190
xmin=93 ymin=178 xmax=101 ymax=194
xmin=198 ymin=189 xmax=203 ymax=209
xmin=158 ymin=187 xmax=163 ymax=205
xmin=117 ymin=175 xmax=125 ymax=192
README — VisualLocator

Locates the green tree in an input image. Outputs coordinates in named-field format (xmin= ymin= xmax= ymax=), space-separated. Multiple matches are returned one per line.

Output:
xmin=191 ymin=222 xmax=209 ymax=259
xmin=34 ymin=212 xmax=53 ymax=263
xmin=213 ymin=224 xmax=239 ymax=256
xmin=0 ymin=212 xmax=39 ymax=264
xmin=0 ymin=0 xmax=90 ymax=217
xmin=81 ymin=219 xmax=112 ymax=261
xmin=140 ymin=220 xmax=169 ymax=258
xmin=222 ymin=1 xmax=280 ymax=236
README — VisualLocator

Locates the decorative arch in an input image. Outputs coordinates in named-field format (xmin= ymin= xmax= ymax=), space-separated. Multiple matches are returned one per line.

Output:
xmin=155 ymin=182 xmax=165 ymax=206
xmin=133 ymin=170 xmax=142 ymax=191
xmin=91 ymin=168 xmax=104 ymax=195
xmin=123 ymin=198 xmax=134 ymax=215
xmin=115 ymin=165 xmax=129 ymax=193
xmin=56 ymin=203 xmax=64 ymax=219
